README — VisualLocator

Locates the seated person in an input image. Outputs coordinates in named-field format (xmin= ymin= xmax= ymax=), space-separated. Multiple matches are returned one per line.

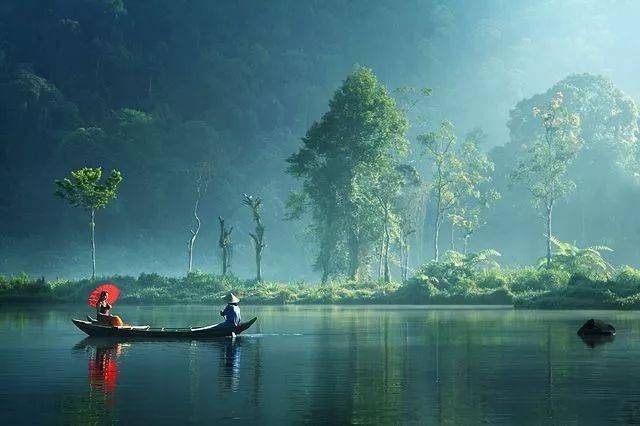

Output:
xmin=217 ymin=293 xmax=241 ymax=329
xmin=96 ymin=291 xmax=124 ymax=327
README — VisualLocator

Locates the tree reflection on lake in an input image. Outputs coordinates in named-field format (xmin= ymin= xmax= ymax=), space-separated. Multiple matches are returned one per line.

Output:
xmin=2 ymin=305 xmax=640 ymax=424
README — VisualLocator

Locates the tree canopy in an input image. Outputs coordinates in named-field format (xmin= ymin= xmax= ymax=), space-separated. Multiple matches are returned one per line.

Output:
xmin=287 ymin=67 xmax=409 ymax=280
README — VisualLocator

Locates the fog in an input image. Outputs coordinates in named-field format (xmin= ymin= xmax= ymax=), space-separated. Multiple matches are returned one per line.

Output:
xmin=2 ymin=0 xmax=640 ymax=281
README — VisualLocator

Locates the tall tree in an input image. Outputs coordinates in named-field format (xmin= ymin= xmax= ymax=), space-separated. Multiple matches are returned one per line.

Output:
xmin=218 ymin=216 xmax=233 ymax=276
xmin=287 ymin=67 xmax=409 ymax=281
xmin=54 ymin=167 xmax=122 ymax=280
xmin=506 ymin=74 xmax=639 ymax=245
xmin=397 ymin=180 xmax=429 ymax=281
xmin=187 ymin=163 xmax=212 ymax=274
xmin=511 ymin=92 xmax=582 ymax=268
xmin=243 ymin=193 xmax=265 ymax=282
xmin=419 ymin=120 xmax=465 ymax=261
xmin=450 ymin=129 xmax=500 ymax=254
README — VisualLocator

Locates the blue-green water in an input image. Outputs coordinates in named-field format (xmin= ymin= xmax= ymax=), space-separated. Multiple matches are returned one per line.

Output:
xmin=0 ymin=305 xmax=638 ymax=424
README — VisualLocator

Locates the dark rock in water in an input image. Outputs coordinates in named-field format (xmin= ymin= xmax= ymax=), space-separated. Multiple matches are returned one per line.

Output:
xmin=577 ymin=318 xmax=615 ymax=336
xmin=580 ymin=334 xmax=615 ymax=348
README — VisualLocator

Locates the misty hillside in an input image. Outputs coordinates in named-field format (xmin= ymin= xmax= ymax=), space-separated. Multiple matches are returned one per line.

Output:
xmin=2 ymin=0 xmax=640 ymax=281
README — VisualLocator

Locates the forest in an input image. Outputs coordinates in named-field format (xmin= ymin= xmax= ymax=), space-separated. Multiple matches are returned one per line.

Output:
xmin=3 ymin=0 xmax=640 ymax=308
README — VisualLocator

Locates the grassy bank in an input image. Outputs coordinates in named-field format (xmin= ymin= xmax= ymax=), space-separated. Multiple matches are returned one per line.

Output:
xmin=3 ymin=263 xmax=640 ymax=308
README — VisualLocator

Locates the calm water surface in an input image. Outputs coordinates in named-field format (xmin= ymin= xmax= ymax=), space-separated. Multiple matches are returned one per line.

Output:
xmin=1 ymin=305 xmax=639 ymax=424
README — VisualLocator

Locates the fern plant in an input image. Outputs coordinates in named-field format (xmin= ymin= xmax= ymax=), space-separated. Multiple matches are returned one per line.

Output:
xmin=539 ymin=236 xmax=614 ymax=279
xmin=442 ymin=249 xmax=501 ymax=270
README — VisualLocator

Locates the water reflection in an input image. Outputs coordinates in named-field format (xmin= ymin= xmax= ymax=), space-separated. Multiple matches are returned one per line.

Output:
xmin=74 ymin=338 xmax=126 ymax=404
xmin=5 ymin=306 xmax=640 ymax=424
xmin=220 ymin=338 xmax=241 ymax=391
xmin=579 ymin=334 xmax=616 ymax=348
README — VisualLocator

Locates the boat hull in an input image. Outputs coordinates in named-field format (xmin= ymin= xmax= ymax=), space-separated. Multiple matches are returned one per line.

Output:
xmin=72 ymin=317 xmax=257 ymax=339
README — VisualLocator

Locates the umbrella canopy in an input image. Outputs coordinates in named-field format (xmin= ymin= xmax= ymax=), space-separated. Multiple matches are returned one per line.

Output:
xmin=87 ymin=284 xmax=121 ymax=307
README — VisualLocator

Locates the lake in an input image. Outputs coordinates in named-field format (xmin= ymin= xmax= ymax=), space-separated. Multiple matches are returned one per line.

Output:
xmin=0 ymin=305 xmax=637 ymax=424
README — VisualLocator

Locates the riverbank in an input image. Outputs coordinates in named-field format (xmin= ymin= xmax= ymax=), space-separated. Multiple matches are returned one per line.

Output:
xmin=4 ymin=263 xmax=640 ymax=308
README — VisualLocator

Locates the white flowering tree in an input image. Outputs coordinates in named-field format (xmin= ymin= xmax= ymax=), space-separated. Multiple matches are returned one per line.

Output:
xmin=511 ymin=92 xmax=583 ymax=268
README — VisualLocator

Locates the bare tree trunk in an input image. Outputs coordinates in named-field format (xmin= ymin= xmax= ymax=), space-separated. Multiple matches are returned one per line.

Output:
xmin=255 ymin=247 xmax=262 ymax=281
xmin=433 ymin=210 xmax=441 ymax=262
xmin=244 ymin=194 xmax=265 ymax=282
xmin=463 ymin=234 xmax=470 ymax=255
xmin=218 ymin=217 xmax=233 ymax=276
xmin=450 ymin=222 xmax=455 ymax=251
xmin=222 ymin=249 xmax=228 ymax=275
xmin=251 ymin=232 xmax=264 ymax=282
xmin=90 ymin=209 xmax=96 ymax=281
xmin=545 ymin=202 xmax=553 ymax=269
xmin=418 ymin=213 xmax=424 ymax=264
xmin=399 ymin=235 xmax=406 ymax=283
xmin=402 ymin=233 xmax=411 ymax=282
xmin=378 ymin=236 xmax=384 ymax=280
xmin=188 ymin=232 xmax=195 ymax=273
xmin=319 ymin=232 xmax=332 ymax=284
xmin=404 ymin=242 xmax=410 ymax=282
xmin=321 ymin=268 xmax=329 ymax=284
xmin=383 ymin=206 xmax=391 ymax=283
xmin=188 ymin=198 xmax=201 ymax=274
xmin=347 ymin=235 xmax=360 ymax=280
xmin=433 ymin=183 xmax=442 ymax=261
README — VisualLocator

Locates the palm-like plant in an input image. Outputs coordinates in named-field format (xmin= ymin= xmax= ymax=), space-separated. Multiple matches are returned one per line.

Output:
xmin=539 ymin=236 xmax=614 ymax=279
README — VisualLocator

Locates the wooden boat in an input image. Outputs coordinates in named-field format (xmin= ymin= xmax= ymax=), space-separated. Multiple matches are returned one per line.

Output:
xmin=72 ymin=316 xmax=257 ymax=338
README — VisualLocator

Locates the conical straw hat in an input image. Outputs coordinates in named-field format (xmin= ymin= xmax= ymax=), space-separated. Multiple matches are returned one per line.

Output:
xmin=225 ymin=293 xmax=240 ymax=304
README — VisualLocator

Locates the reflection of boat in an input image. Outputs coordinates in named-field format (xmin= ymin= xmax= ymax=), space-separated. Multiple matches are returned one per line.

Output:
xmin=71 ymin=317 xmax=258 ymax=338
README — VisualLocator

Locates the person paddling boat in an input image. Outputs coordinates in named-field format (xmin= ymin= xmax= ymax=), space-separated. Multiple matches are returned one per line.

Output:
xmin=215 ymin=293 xmax=242 ymax=335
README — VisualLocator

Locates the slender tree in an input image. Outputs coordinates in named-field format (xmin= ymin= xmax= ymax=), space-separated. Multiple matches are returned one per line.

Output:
xmin=54 ymin=167 xmax=122 ymax=280
xmin=369 ymin=164 xmax=420 ymax=283
xmin=218 ymin=216 xmax=233 ymax=275
xmin=243 ymin=193 xmax=265 ymax=281
xmin=511 ymin=92 xmax=582 ymax=268
xmin=187 ymin=163 xmax=212 ymax=273
xmin=396 ymin=180 xmax=428 ymax=282
xmin=450 ymin=129 xmax=500 ymax=254
xmin=419 ymin=120 xmax=465 ymax=261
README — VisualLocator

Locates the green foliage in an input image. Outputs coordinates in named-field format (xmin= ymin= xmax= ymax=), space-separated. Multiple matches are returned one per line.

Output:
xmin=403 ymin=251 xmax=509 ymax=304
xmin=6 ymin=264 xmax=640 ymax=309
xmin=287 ymin=66 xmax=410 ymax=280
xmin=510 ymin=91 xmax=583 ymax=267
xmin=540 ymin=236 xmax=614 ymax=279
xmin=507 ymin=267 xmax=570 ymax=293
xmin=441 ymin=249 xmax=501 ymax=270
xmin=0 ymin=273 xmax=50 ymax=299
xmin=419 ymin=122 xmax=499 ymax=259
xmin=54 ymin=167 xmax=122 ymax=212
xmin=511 ymin=92 xmax=583 ymax=206
xmin=451 ymin=130 xmax=501 ymax=248
xmin=612 ymin=266 xmax=640 ymax=297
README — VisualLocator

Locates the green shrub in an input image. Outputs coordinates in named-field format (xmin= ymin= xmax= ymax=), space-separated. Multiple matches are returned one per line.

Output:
xmin=507 ymin=267 xmax=570 ymax=293
xmin=614 ymin=266 xmax=640 ymax=297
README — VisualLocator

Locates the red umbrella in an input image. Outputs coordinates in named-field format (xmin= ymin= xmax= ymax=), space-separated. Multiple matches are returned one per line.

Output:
xmin=87 ymin=283 xmax=121 ymax=307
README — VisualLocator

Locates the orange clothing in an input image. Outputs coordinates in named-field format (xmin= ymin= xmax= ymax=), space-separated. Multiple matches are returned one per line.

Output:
xmin=110 ymin=315 xmax=124 ymax=327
